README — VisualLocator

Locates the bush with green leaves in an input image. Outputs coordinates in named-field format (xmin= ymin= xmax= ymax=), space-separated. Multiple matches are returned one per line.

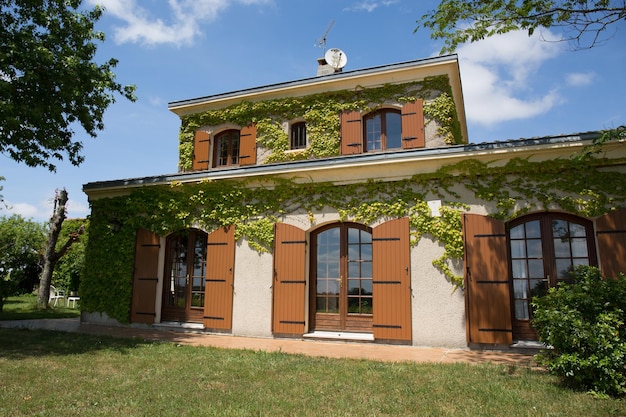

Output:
xmin=532 ymin=266 xmax=626 ymax=397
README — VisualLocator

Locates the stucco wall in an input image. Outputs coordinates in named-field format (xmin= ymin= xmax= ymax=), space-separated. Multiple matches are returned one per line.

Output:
xmin=410 ymin=238 xmax=466 ymax=347
xmin=231 ymin=240 xmax=274 ymax=337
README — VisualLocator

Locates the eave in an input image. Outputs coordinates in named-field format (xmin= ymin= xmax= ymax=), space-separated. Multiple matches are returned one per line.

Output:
xmin=83 ymin=131 xmax=625 ymax=201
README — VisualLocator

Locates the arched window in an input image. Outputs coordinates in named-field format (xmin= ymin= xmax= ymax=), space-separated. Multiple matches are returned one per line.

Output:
xmin=364 ymin=109 xmax=401 ymax=151
xmin=214 ymin=129 xmax=240 ymax=167
xmin=290 ymin=122 xmax=307 ymax=150
xmin=310 ymin=222 xmax=373 ymax=332
xmin=508 ymin=213 xmax=597 ymax=339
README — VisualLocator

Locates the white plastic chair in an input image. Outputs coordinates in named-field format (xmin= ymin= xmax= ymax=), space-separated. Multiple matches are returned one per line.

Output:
xmin=49 ymin=285 xmax=65 ymax=306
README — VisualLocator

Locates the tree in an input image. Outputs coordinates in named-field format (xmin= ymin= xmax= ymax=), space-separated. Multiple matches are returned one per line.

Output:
xmin=37 ymin=189 xmax=84 ymax=309
xmin=0 ymin=215 xmax=46 ymax=311
xmin=0 ymin=0 xmax=136 ymax=172
xmin=416 ymin=0 xmax=626 ymax=54
xmin=52 ymin=218 xmax=88 ymax=294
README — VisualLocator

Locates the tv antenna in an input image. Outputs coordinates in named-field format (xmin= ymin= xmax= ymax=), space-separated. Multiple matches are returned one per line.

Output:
xmin=316 ymin=19 xmax=335 ymax=53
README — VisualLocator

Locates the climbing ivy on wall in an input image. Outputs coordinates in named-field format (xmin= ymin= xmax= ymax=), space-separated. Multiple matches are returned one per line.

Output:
xmin=82 ymin=153 xmax=626 ymax=323
xmin=177 ymin=75 xmax=462 ymax=170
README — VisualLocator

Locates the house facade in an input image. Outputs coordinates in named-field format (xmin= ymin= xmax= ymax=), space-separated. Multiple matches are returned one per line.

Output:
xmin=81 ymin=55 xmax=626 ymax=348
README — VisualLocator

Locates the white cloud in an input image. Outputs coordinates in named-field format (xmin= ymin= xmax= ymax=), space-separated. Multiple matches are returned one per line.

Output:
xmin=344 ymin=1 xmax=398 ymax=13
xmin=88 ymin=0 xmax=270 ymax=46
xmin=457 ymin=29 xmax=566 ymax=126
xmin=566 ymin=72 xmax=595 ymax=87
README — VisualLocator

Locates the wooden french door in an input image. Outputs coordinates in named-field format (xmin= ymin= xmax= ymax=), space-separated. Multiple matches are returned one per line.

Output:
xmin=162 ymin=230 xmax=208 ymax=323
xmin=508 ymin=213 xmax=597 ymax=340
xmin=310 ymin=223 xmax=373 ymax=332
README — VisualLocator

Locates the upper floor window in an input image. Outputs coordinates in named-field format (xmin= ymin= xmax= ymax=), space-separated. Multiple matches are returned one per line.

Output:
xmin=290 ymin=122 xmax=307 ymax=150
xmin=364 ymin=109 xmax=401 ymax=151
xmin=214 ymin=129 xmax=240 ymax=167
xmin=340 ymin=100 xmax=424 ymax=156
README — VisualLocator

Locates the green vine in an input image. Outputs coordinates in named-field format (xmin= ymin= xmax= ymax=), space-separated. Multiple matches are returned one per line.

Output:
xmin=83 ymin=154 xmax=626 ymax=322
xmin=178 ymin=76 xmax=461 ymax=170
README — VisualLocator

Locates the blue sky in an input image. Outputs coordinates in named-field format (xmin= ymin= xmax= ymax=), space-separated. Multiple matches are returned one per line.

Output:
xmin=2 ymin=0 xmax=625 ymax=223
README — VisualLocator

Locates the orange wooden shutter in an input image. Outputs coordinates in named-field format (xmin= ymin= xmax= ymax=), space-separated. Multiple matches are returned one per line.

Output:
xmin=463 ymin=214 xmax=512 ymax=344
xmin=130 ymin=229 xmax=160 ymax=324
xmin=239 ymin=124 xmax=257 ymax=166
xmin=596 ymin=207 xmax=626 ymax=278
xmin=203 ymin=226 xmax=235 ymax=330
xmin=372 ymin=217 xmax=412 ymax=342
xmin=401 ymin=99 xmax=425 ymax=149
xmin=272 ymin=223 xmax=307 ymax=335
xmin=193 ymin=131 xmax=210 ymax=171
xmin=340 ymin=110 xmax=362 ymax=155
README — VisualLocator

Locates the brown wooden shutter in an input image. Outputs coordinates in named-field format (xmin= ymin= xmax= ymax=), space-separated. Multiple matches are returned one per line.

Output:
xmin=463 ymin=214 xmax=512 ymax=344
xmin=340 ymin=110 xmax=362 ymax=155
xmin=130 ymin=229 xmax=160 ymax=324
xmin=239 ymin=124 xmax=257 ymax=166
xmin=193 ymin=131 xmax=210 ymax=171
xmin=203 ymin=226 xmax=235 ymax=330
xmin=272 ymin=223 xmax=307 ymax=335
xmin=596 ymin=207 xmax=626 ymax=278
xmin=401 ymin=99 xmax=425 ymax=149
xmin=372 ymin=217 xmax=412 ymax=342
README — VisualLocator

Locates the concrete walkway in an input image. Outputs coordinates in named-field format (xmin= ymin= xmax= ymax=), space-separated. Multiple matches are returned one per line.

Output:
xmin=0 ymin=318 xmax=539 ymax=367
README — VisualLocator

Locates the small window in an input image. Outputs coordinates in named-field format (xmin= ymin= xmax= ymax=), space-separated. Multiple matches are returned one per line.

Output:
xmin=214 ymin=130 xmax=240 ymax=167
xmin=290 ymin=122 xmax=307 ymax=150
xmin=364 ymin=109 xmax=401 ymax=152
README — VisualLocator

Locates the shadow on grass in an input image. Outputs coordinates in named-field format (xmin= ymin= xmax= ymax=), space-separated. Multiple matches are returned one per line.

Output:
xmin=0 ymin=328 xmax=156 ymax=359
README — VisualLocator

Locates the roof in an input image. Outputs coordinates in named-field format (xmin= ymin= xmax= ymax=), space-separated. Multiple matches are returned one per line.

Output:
xmin=83 ymin=131 xmax=608 ymax=198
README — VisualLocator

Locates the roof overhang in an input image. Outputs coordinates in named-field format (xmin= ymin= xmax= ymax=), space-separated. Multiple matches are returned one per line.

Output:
xmin=83 ymin=132 xmax=626 ymax=200
xmin=168 ymin=55 xmax=468 ymax=143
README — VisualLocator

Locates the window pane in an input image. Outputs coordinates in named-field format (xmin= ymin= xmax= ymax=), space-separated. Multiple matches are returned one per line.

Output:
xmin=348 ymin=279 xmax=360 ymax=295
xmin=512 ymin=260 xmax=527 ymax=279
xmin=556 ymin=259 xmax=574 ymax=280
xmin=515 ymin=300 xmax=529 ymax=320
xmin=360 ymin=243 xmax=372 ymax=261
xmin=361 ymin=261 xmax=372 ymax=278
xmin=553 ymin=238 xmax=571 ymax=258
xmin=571 ymin=238 xmax=589 ymax=257
xmin=510 ymin=224 xmax=525 ymax=239
xmin=361 ymin=297 xmax=373 ymax=314
xmin=327 ymin=279 xmax=339 ymax=295
xmin=528 ymin=259 xmax=544 ymax=278
xmin=385 ymin=112 xmax=402 ymax=149
xmin=510 ymin=240 xmax=525 ymax=258
xmin=348 ymin=228 xmax=360 ymax=244
xmin=529 ymin=279 xmax=547 ymax=298
xmin=291 ymin=122 xmax=307 ymax=149
xmin=570 ymin=222 xmax=586 ymax=237
xmin=361 ymin=279 xmax=372 ymax=295
xmin=525 ymin=220 xmax=541 ymax=238
xmin=366 ymin=114 xmax=382 ymax=151
xmin=552 ymin=219 xmax=568 ymax=237
xmin=348 ymin=262 xmax=360 ymax=278
xmin=527 ymin=239 xmax=543 ymax=258
xmin=327 ymin=297 xmax=339 ymax=313
xmin=513 ymin=279 xmax=527 ymax=298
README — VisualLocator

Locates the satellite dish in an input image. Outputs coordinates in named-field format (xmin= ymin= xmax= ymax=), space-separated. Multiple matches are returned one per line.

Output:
xmin=325 ymin=48 xmax=347 ymax=70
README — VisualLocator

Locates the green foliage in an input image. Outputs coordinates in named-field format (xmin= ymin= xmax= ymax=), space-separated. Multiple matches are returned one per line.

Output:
xmin=416 ymin=0 xmax=626 ymax=54
xmin=52 ymin=219 xmax=88 ymax=292
xmin=532 ymin=266 xmax=626 ymax=397
xmin=0 ymin=0 xmax=136 ymax=171
xmin=0 ymin=215 xmax=46 ymax=310
xmin=178 ymin=76 xmax=463 ymax=169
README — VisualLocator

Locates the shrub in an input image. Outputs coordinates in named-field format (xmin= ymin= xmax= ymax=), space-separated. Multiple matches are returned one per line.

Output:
xmin=532 ymin=266 xmax=626 ymax=397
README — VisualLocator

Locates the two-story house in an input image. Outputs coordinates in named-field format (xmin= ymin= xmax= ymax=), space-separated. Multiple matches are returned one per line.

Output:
xmin=82 ymin=54 xmax=626 ymax=348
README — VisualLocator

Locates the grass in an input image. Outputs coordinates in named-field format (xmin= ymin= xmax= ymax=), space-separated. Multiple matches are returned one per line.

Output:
xmin=0 ymin=293 xmax=80 ymax=320
xmin=0 ymin=329 xmax=624 ymax=416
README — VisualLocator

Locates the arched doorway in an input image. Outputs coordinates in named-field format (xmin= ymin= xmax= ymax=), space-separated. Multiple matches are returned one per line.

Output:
xmin=309 ymin=223 xmax=374 ymax=333
xmin=161 ymin=229 xmax=207 ymax=323
xmin=508 ymin=213 xmax=597 ymax=340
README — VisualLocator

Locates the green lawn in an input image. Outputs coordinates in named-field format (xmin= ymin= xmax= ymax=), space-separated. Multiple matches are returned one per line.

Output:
xmin=0 ymin=293 xmax=80 ymax=320
xmin=0 ymin=329 xmax=623 ymax=416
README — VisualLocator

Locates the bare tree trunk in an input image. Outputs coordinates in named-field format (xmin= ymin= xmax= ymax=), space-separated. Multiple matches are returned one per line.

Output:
xmin=37 ymin=189 xmax=83 ymax=309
